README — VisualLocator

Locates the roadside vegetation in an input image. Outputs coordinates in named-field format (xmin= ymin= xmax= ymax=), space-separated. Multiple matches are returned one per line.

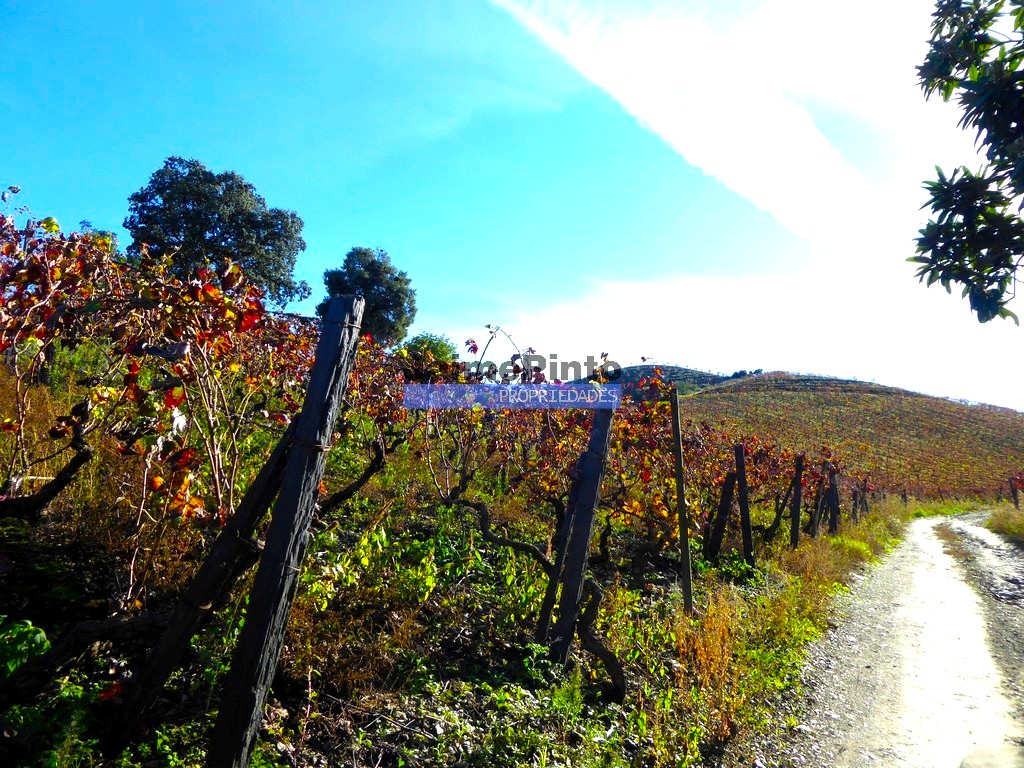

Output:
xmin=909 ymin=499 xmax=993 ymax=518
xmin=988 ymin=507 xmax=1024 ymax=548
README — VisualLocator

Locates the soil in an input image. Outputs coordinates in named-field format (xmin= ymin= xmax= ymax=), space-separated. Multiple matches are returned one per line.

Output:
xmin=719 ymin=514 xmax=1024 ymax=768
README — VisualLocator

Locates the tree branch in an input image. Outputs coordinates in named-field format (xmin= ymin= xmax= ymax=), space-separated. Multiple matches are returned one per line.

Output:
xmin=0 ymin=444 xmax=93 ymax=524
xmin=0 ymin=612 xmax=171 ymax=713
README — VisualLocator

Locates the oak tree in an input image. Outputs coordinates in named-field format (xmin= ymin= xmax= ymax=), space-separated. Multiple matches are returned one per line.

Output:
xmin=319 ymin=247 xmax=416 ymax=343
xmin=403 ymin=332 xmax=457 ymax=362
xmin=124 ymin=157 xmax=310 ymax=307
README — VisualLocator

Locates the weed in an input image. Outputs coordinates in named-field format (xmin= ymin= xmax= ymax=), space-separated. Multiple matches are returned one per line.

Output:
xmin=910 ymin=499 xmax=988 ymax=518
xmin=988 ymin=505 xmax=1024 ymax=546
xmin=0 ymin=615 xmax=50 ymax=676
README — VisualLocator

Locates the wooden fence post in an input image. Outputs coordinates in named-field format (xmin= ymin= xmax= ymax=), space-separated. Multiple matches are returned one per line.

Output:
xmin=809 ymin=463 xmax=827 ymax=537
xmin=549 ymin=409 xmax=614 ymax=665
xmin=790 ymin=454 xmax=804 ymax=550
xmin=1011 ymin=477 xmax=1020 ymax=510
xmin=536 ymin=469 xmax=581 ymax=643
xmin=734 ymin=444 xmax=755 ymax=568
xmin=670 ymin=390 xmax=694 ymax=613
xmin=826 ymin=466 xmax=840 ymax=535
xmin=205 ymin=296 xmax=364 ymax=768
xmin=704 ymin=471 xmax=736 ymax=564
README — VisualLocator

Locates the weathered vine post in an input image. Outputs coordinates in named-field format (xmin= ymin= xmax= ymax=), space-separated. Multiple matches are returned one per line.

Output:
xmin=734 ymin=443 xmax=755 ymax=568
xmin=669 ymin=389 xmax=694 ymax=613
xmin=704 ymin=470 xmax=736 ymax=564
xmin=789 ymin=454 xmax=805 ymax=549
xmin=826 ymin=465 xmax=841 ymax=534
xmin=809 ymin=462 xmax=828 ymax=538
xmin=205 ymin=295 xmax=364 ymax=768
xmin=549 ymin=408 xmax=614 ymax=664
xmin=536 ymin=471 xmax=581 ymax=644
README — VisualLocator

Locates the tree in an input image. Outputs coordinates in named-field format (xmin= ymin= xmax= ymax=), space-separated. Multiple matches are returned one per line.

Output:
xmin=124 ymin=157 xmax=310 ymax=307
xmin=319 ymin=247 xmax=416 ymax=343
xmin=403 ymin=332 xmax=457 ymax=362
xmin=914 ymin=0 xmax=1024 ymax=324
xmin=917 ymin=0 xmax=1024 ymax=325
xmin=78 ymin=220 xmax=119 ymax=253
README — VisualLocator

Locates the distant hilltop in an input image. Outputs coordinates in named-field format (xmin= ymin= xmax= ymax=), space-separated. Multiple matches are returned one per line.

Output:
xmin=597 ymin=364 xmax=730 ymax=393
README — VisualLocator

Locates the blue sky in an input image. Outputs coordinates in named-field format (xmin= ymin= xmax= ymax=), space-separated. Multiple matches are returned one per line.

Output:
xmin=4 ymin=0 xmax=1024 ymax=409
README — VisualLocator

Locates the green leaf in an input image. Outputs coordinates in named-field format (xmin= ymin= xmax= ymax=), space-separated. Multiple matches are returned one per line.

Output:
xmin=998 ymin=307 xmax=1020 ymax=325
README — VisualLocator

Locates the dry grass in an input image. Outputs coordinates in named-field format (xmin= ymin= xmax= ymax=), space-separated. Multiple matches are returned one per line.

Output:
xmin=988 ymin=506 xmax=1024 ymax=546
xmin=674 ymin=585 xmax=743 ymax=742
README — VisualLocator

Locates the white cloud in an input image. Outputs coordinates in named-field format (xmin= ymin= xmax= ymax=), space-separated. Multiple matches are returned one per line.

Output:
xmin=490 ymin=0 xmax=878 ymax=240
xmin=480 ymin=0 xmax=1024 ymax=409
xmin=445 ymin=261 xmax=1024 ymax=409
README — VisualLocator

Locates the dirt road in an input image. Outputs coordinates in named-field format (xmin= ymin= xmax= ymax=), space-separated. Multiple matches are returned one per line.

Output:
xmin=766 ymin=515 xmax=1024 ymax=768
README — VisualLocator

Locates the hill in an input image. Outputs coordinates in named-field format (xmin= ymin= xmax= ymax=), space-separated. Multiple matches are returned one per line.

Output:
xmin=597 ymin=364 xmax=728 ymax=393
xmin=677 ymin=371 xmax=1024 ymax=497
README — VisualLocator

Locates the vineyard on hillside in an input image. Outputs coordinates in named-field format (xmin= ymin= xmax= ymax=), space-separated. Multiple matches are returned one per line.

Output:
xmin=0 ymin=211 xmax=1021 ymax=767
xmin=682 ymin=373 xmax=1024 ymax=499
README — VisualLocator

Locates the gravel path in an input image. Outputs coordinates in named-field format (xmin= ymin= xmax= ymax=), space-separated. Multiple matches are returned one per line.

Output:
xmin=756 ymin=516 xmax=1024 ymax=768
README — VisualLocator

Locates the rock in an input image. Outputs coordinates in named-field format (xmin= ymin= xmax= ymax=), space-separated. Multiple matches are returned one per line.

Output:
xmin=960 ymin=746 xmax=1024 ymax=768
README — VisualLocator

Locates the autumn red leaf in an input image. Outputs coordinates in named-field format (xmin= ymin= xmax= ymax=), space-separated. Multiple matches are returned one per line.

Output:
xmin=181 ymin=495 xmax=205 ymax=521
xmin=118 ymin=440 xmax=144 ymax=456
xmin=220 ymin=262 xmax=243 ymax=291
xmin=98 ymin=682 xmax=124 ymax=701
xmin=126 ymin=383 xmax=146 ymax=404
xmin=168 ymin=447 xmax=198 ymax=471
xmin=237 ymin=308 xmax=260 ymax=333
xmin=164 ymin=386 xmax=186 ymax=409
xmin=124 ymin=360 xmax=141 ymax=386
